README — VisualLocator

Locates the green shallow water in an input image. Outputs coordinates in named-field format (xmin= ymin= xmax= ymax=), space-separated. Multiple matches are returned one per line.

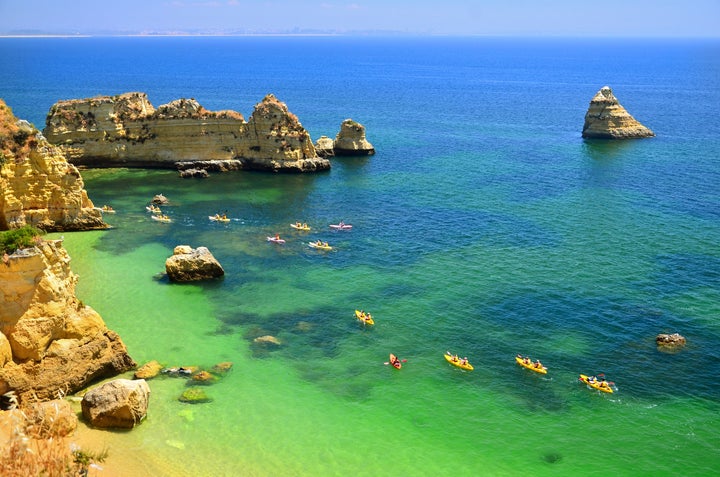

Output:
xmin=52 ymin=159 xmax=720 ymax=476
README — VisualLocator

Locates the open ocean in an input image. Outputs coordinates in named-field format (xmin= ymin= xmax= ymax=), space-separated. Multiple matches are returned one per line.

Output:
xmin=1 ymin=36 xmax=719 ymax=476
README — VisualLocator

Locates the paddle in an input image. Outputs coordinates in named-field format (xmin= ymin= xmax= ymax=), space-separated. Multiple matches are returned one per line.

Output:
xmin=384 ymin=359 xmax=408 ymax=365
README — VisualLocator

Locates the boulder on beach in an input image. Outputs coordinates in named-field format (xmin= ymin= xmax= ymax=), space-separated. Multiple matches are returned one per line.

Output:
xmin=81 ymin=378 xmax=150 ymax=429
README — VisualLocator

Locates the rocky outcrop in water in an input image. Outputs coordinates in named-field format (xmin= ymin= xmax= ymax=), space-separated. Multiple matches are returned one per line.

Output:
xmin=43 ymin=92 xmax=330 ymax=172
xmin=656 ymin=332 xmax=686 ymax=350
xmin=0 ymin=99 xmax=106 ymax=232
xmin=0 ymin=239 xmax=135 ymax=405
xmin=582 ymin=86 xmax=655 ymax=139
xmin=314 ymin=135 xmax=335 ymax=157
xmin=333 ymin=119 xmax=375 ymax=155
xmin=81 ymin=378 xmax=150 ymax=429
xmin=165 ymin=245 xmax=225 ymax=282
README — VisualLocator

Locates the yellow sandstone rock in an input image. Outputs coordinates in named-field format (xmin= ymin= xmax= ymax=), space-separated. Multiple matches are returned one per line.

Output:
xmin=582 ymin=86 xmax=655 ymax=139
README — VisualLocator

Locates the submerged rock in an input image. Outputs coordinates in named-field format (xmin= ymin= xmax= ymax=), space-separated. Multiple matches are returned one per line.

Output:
xmin=179 ymin=168 xmax=209 ymax=178
xmin=134 ymin=360 xmax=163 ymax=380
xmin=210 ymin=362 xmax=233 ymax=375
xmin=179 ymin=387 xmax=213 ymax=404
xmin=582 ymin=86 xmax=654 ymax=139
xmin=151 ymin=194 xmax=169 ymax=205
xmin=656 ymin=332 xmax=686 ymax=350
xmin=253 ymin=335 xmax=282 ymax=346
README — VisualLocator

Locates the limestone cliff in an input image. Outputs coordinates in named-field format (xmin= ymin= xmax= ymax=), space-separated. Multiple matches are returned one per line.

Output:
xmin=582 ymin=86 xmax=655 ymax=139
xmin=0 ymin=239 xmax=135 ymax=404
xmin=333 ymin=119 xmax=375 ymax=155
xmin=43 ymin=92 xmax=330 ymax=172
xmin=0 ymin=100 xmax=106 ymax=232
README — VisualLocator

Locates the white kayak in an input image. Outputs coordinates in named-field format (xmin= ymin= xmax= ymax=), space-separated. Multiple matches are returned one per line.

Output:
xmin=329 ymin=223 xmax=353 ymax=230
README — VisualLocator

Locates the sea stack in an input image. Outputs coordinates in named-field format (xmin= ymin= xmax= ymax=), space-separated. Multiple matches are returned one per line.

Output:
xmin=333 ymin=119 xmax=375 ymax=156
xmin=582 ymin=86 xmax=654 ymax=139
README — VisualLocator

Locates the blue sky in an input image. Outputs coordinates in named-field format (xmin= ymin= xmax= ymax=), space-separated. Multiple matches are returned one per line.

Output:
xmin=1 ymin=0 xmax=719 ymax=36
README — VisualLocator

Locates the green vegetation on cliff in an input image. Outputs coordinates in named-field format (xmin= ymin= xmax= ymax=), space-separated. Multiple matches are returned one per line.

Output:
xmin=0 ymin=225 xmax=45 ymax=253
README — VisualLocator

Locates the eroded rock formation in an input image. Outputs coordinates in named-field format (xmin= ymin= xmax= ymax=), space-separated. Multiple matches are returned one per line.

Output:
xmin=582 ymin=86 xmax=655 ymax=139
xmin=0 ymin=239 xmax=135 ymax=405
xmin=314 ymin=135 xmax=335 ymax=157
xmin=43 ymin=92 xmax=330 ymax=172
xmin=0 ymin=99 xmax=106 ymax=232
xmin=165 ymin=245 xmax=224 ymax=282
xmin=333 ymin=119 xmax=375 ymax=156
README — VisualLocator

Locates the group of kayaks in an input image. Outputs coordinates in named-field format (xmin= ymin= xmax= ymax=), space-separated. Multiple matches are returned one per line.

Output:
xmin=385 ymin=349 xmax=617 ymax=393
xmin=267 ymin=221 xmax=353 ymax=250
xmin=513 ymin=354 xmax=616 ymax=393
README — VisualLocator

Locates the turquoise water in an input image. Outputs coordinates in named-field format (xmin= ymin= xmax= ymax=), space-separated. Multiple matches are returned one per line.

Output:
xmin=2 ymin=37 xmax=720 ymax=475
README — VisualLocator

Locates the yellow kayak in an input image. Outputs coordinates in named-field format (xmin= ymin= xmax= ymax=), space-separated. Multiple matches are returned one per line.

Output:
xmin=309 ymin=241 xmax=332 ymax=250
xmin=355 ymin=310 xmax=374 ymax=325
xmin=515 ymin=356 xmax=548 ymax=374
xmin=579 ymin=374 xmax=614 ymax=393
xmin=209 ymin=215 xmax=230 ymax=223
xmin=444 ymin=352 xmax=473 ymax=371
xmin=291 ymin=223 xmax=311 ymax=231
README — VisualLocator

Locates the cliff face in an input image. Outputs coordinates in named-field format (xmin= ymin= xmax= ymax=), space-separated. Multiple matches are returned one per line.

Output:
xmin=0 ymin=240 xmax=135 ymax=404
xmin=0 ymin=100 xmax=106 ymax=232
xmin=43 ymin=92 xmax=330 ymax=172
xmin=582 ymin=86 xmax=655 ymax=139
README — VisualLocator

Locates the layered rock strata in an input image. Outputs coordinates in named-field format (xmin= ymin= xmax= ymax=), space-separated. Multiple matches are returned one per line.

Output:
xmin=43 ymin=92 xmax=330 ymax=172
xmin=582 ymin=86 xmax=655 ymax=139
xmin=0 ymin=239 xmax=135 ymax=405
xmin=333 ymin=119 xmax=375 ymax=155
xmin=0 ymin=99 xmax=106 ymax=232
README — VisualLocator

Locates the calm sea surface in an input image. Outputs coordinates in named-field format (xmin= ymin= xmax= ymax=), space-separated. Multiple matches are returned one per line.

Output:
xmin=1 ymin=37 xmax=720 ymax=476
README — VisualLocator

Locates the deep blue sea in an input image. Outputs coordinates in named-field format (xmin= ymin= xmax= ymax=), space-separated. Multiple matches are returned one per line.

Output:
xmin=1 ymin=36 xmax=720 ymax=476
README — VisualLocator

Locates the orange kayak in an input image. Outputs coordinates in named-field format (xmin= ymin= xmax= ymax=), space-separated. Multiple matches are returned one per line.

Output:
xmin=389 ymin=354 xmax=402 ymax=369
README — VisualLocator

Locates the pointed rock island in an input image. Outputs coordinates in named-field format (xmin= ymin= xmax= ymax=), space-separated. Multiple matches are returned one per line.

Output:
xmin=582 ymin=86 xmax=654 ymax=139
xmin=43 ymin=92 xmax=330 ymax=173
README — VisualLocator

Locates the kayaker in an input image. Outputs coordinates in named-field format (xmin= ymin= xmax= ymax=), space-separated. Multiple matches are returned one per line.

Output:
xmin=275 ymin=233 xmax=280 ymax=240
xmin=461 ymin=357 xmax=469 ymax=366
xmin=534 ymin=360 xmax=542 ymax=368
